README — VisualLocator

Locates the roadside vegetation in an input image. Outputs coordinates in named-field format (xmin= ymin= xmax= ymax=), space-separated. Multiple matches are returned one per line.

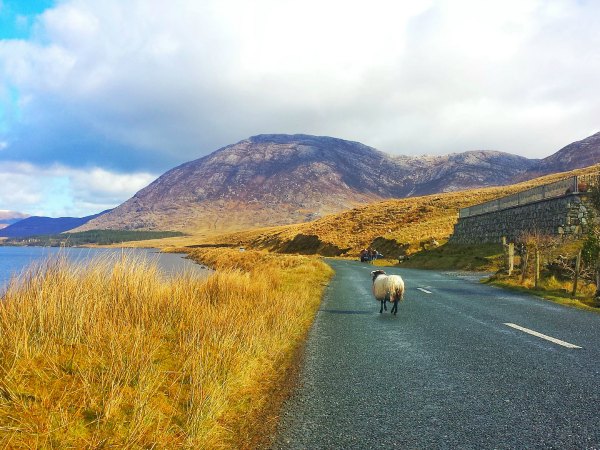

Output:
xmin=2 ymin=229 xmax=185 ymax=247
xmin=488 ymin=277 xmax=599 ymax=310
xmin=0 ymin=249 xmax=332 ymax=448
xmin=482 ymin=232 xmax=599 ymax=310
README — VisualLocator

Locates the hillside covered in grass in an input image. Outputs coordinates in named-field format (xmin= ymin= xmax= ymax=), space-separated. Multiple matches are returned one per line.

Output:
xmin=204 ymin=164 xmax=600 ymax=258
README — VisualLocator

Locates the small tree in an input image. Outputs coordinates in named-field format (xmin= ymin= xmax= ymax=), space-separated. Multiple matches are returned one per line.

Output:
xmin=518 ymin=229 xmax=560 ymax=287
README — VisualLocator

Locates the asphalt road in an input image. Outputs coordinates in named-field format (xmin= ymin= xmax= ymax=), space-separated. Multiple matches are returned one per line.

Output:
xmin=273 ymin=259 xmax=600 ymax=449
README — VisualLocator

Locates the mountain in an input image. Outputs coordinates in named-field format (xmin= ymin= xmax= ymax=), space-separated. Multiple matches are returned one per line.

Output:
xmin=0 ymin=210 xmax=30 ymax=229
xmin=77 ymin=134 xmax=536 ymax=233
xmin=394 ymin=150 xmax=539 ymax=196
xmin=0 ymin=211 xmax=109 ymax=238
xmin=527 ymin=131 xmax=600 ymax=176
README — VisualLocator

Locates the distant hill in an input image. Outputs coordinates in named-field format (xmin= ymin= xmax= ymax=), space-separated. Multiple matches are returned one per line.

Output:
xmin=0 ymin=210 xmax=30 ymax=229
xmin=76 ymin=134 xmax=542 ymax=233
xmin=0 ymin=210 xmax=109 ymax=238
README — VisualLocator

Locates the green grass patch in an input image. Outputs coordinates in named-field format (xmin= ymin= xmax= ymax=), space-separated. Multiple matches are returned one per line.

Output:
xmin=2 ymin=229 xmax=186 ymax=247
xmin=398 ymin=243 xmax=504 ymax=271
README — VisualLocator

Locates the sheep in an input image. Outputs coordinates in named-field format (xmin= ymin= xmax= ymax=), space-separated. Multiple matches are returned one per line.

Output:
xmin=371 ymin=270 xmax=405 ymax=315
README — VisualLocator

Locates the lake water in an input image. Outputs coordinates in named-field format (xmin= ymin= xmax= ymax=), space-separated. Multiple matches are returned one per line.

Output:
xmin=0 ymin=247 xmax=210 ymax=291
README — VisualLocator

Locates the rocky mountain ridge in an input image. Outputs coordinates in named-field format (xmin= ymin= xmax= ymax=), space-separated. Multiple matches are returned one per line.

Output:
xmin=76 ymin=132 xmax=600 ymax=233
xmin=525 ymin=131 xmax=600 ymax=177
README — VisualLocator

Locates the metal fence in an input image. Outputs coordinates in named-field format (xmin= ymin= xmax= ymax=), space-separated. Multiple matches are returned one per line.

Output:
xmin=458 ymin=175 xmax=593 ymax=218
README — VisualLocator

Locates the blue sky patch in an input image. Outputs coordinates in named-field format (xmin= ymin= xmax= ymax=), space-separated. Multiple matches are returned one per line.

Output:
xmin=0 ymin=0 xmax=55 ymax=39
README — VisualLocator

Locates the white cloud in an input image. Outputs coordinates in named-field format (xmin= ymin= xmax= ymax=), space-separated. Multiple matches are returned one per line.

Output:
xmin=0 ymin=162 xmax=156 ymax=217
xmin=0 ymin=0 xmax=598 ymax=170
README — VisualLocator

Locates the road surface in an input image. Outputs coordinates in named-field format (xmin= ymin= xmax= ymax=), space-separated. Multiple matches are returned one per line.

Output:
xmin=273 ymin=259 xmax=600 ymax=449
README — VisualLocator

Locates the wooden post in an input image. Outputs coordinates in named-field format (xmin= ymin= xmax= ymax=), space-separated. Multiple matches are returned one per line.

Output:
xmin=508 ymin=243 xmax=514 ymax=276
xmin=520 ymin=245 xmax=529 ymax=283
xmin=595 ymin=266 xmax=600 ymax=307
xmin=572 ymin=250 xmax=581 ymax=297
xmin=502 ymin=237 xmax=509 ymax=273
xmin=534 ymin=250 xmax=540 ymax=288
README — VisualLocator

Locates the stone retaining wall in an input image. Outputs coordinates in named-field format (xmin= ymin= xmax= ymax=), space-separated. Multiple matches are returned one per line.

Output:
xmin=450 ymin=194 xmax=593 ymax=244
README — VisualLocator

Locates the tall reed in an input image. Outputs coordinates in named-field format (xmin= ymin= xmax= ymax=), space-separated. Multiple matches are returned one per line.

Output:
xmin=0 ymin=250 xmax=332 ymax=448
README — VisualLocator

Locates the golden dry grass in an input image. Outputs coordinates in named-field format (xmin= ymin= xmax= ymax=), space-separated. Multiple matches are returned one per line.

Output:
xmin=94 ymin=231 xmax=223 ymax=250
xmin=488 ymin=275 xmax=599 ymax=311
xmin=0 ymin=249 xmax=332 ymax=448
xmin=203 ymin=165 xmax=600 ymax=256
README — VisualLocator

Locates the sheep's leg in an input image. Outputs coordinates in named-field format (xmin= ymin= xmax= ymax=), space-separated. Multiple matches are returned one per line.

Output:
xmin=379 ymin=299 xmax=383 ymax=313
xmin=392 ymin=299 xmax=398 ymax=315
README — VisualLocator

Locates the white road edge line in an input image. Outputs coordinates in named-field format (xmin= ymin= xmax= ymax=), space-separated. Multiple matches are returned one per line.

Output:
xmin=417 ymin=287 xmax=432 ymax=294
xmin=504 ymin=323 xmax=582 ymax=349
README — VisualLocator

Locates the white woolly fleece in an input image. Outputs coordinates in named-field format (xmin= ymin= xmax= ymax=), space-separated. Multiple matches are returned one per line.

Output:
xmin=372 ymin=274 xmax=405 ymax=302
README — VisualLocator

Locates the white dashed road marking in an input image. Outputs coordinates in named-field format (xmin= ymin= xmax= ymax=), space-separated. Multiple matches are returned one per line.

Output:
xmin=417 ymin=287 xmax=432 ymax=294
xmin=504 ymin=323 xmax=582 ymax=349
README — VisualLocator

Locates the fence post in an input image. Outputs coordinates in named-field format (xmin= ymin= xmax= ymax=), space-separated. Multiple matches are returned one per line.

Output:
xmin=520 ymin=245 xmax=529 ymax=283
xmin=502 ymin=236 xmax=507 ymax=270
xmin=534 ymin=250 xmax=540 ymax=288
xmin=502 ymin=237 xmax=513 ymax=275
xmin=572 ymin=250 xmax=581 ymax=297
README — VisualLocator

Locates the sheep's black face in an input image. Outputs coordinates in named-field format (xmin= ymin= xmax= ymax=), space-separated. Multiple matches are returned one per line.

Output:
xmin=371 ymin=270 xmax=386 ymax=282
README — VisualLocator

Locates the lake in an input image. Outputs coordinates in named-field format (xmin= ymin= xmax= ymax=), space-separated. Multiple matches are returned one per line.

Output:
xmin=0 ymin=246 xmax=210 ymax=291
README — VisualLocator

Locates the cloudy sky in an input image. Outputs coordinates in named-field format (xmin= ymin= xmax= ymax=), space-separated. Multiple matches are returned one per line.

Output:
xmin=0 ymin=0 xmax=599 ymax=217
